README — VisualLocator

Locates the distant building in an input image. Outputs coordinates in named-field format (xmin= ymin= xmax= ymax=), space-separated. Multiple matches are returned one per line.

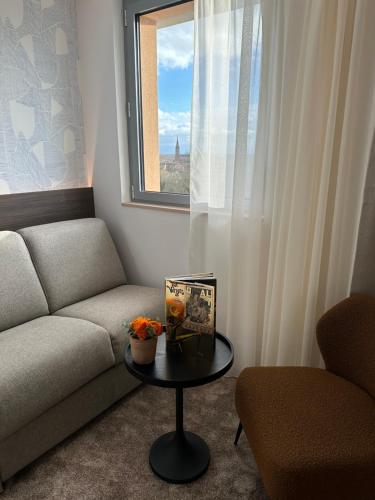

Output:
xmin=175 ymin=137 xmax=180 ymax=160
xmin=160 ymin=137 xmax=190 ymax=177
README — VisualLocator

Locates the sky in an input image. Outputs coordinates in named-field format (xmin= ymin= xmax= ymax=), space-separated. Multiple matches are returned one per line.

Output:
xmin=157 ymin=20 xmax=193 ymax=155
xmin=154 ymin=7 xmax=262 ymax=156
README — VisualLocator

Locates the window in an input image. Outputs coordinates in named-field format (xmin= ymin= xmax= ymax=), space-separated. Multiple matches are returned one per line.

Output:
xmin=124 ymin=0 xmax=194 ymax=207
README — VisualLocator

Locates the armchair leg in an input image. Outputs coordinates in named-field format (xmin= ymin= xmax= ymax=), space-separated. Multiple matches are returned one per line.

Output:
xmin=234 ymin=421 xmax=243 ymax=445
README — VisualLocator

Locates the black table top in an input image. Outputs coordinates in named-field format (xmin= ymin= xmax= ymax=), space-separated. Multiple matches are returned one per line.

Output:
xmin=124 ymin=332 xmax=234 ymax=388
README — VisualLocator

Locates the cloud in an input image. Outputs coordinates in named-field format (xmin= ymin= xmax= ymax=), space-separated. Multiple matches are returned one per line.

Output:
xmin=156 ymin=5 xmax=261 ymax=70
xmin=157 ymin=21 xmax=194 ymax=70
xmin=158 ymin=109 xmax=191 ymax=137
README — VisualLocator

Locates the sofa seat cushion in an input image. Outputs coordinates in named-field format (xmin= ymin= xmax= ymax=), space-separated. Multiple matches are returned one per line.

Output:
xmin=0 ymin=231 xmax=49 ymax=332
xmin=0 ymin=316 xmax=115 ymax=441
xmin=18 ymin=219 xmax=126 ymax=313
xmin=235 ymin=367 xmax=375 ymax=500
xmin=54 ymin=285 xmax=164 ymax=363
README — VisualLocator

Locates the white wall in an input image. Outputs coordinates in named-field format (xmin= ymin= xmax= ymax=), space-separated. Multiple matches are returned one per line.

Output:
xmin=352 ymin=138 xmax=375 ymax=295
xmin=76 ymin=0 xmax=189 ymax=288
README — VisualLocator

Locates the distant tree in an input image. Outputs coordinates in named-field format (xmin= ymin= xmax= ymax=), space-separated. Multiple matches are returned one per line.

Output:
xmin=160 ymin=167 xmax=190 ymax=194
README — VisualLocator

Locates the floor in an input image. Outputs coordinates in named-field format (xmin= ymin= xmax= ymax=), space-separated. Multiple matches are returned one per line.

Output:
xmin=2 ymin=378 xmax=268 ymax=500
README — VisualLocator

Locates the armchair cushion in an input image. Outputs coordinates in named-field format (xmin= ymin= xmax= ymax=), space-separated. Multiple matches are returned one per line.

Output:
xmin=236 ymin=366 xmax=375 ymax=500
xmin=317 ymin=294 xmax=375 ymax=399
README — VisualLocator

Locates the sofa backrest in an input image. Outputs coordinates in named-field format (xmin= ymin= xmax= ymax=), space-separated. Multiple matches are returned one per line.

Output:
xmin=0 ymin=231 xmax=49 ymax=332
xmin=317 ymin=294 xmax=375 ymax=399
xmin=18 ymin=218 xmax=126 ymax=313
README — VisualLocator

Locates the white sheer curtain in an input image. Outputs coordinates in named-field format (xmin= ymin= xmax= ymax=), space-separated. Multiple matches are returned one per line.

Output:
xmin=189 ymin=0 xmax=375 ymax=372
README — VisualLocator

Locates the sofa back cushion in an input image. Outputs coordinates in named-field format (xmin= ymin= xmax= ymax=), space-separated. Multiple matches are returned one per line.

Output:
xmin=19 ymin=218 xmax=126 ymax=312
xmin=0 ymin=231 xmax=49 ymax=331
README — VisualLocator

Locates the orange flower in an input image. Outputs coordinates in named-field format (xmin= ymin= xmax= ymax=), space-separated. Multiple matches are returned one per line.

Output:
xmin=167 ymin=298 xmax=184 ymax=319
xmin=149 ymin=320 xmax=163 ymax=336
xmin=136 ymin=328 xmax=149 ymax=340
xmin=131 ymin=316 xmax=150 ymax=333
xmin=127 ymin=316 xmax=162 ymax=340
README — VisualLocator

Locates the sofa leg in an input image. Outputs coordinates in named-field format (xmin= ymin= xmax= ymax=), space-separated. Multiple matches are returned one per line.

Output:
xmin=234 ymin=421 xmax=243 ymax=445
xmin=0 ymin=481 xmax=3 ymax=493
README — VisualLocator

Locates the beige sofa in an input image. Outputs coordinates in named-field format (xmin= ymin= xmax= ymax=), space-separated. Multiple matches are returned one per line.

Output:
xmin=0 ymin=218 xmax=164 ymax=490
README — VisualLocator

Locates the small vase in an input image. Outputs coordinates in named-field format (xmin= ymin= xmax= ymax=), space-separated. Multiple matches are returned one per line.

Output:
xmin=130 ymin=336 xmax=158 ymax=365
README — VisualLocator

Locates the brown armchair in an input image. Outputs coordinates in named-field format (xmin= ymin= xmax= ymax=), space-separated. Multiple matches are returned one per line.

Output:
xmin=235 ymin=294 xmax=375 ymax=500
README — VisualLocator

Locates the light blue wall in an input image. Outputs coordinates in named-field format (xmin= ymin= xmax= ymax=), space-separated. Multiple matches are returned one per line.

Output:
xmin=0 ymin=0 xmax=87 ymax=194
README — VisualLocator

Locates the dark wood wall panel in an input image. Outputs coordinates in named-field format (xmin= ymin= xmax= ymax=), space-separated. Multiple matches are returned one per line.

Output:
xmin=0 ymin=187 xmax=95 ymax=232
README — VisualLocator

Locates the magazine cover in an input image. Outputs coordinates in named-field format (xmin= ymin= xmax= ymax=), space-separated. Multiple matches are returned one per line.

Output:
xmin=165 ymin=273 xmax=216 ymax=358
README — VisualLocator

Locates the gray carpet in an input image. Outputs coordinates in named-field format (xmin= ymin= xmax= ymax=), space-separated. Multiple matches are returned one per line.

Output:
xmin=2 ymin=378 xmax=268 ymax=500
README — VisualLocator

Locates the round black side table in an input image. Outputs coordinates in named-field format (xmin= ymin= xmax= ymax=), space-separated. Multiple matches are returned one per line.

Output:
xmin=124 ymin=332 xmax=234 ymax=484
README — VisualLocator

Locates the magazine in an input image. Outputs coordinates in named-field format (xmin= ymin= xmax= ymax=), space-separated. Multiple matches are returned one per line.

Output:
xmin=165 ymin=273 xmax=216 ymax=358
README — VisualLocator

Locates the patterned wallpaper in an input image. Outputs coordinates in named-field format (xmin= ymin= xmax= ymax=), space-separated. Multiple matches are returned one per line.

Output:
xmin=0 ymin=0 xmax=87 ymax=194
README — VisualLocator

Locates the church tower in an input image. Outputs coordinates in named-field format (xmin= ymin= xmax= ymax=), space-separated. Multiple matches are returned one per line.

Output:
xmin=175 ymin=136 xmax=180 ymax=160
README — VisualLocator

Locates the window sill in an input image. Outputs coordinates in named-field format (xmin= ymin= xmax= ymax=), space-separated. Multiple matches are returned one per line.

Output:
xmin=122 ymin=201 xmax=190 ymax=214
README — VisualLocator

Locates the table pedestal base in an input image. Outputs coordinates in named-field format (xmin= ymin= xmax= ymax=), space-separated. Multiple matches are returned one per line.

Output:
xmin=149 ymin=431 xmax=210 ymax=484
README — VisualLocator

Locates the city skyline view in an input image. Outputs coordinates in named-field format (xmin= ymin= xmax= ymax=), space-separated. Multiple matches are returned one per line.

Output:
xmin=157 ymin=19 xmax=193 ymax=156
